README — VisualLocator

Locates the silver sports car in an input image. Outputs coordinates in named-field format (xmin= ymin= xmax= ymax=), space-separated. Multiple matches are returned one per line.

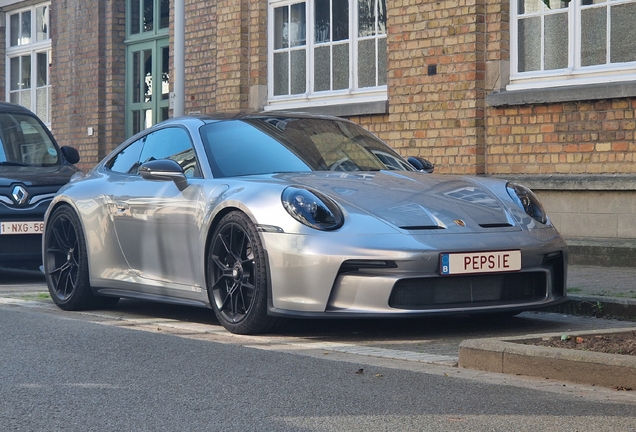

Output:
xmin=43 ymin=113 xmax=568 ymax=334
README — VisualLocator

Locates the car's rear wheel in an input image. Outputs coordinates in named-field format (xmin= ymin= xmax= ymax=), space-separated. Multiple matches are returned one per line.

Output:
xmin=207 ymin=211 xmax=276 ymax=334
xmin=44 ymin=205 xmax=118 ymax=310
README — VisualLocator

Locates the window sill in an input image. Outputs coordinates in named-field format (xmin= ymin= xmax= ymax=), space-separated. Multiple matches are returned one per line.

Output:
xmin=487 ymin=80 xmax=636 ymax=107
xmin=265 ymin=100 xmax=388 ymax=117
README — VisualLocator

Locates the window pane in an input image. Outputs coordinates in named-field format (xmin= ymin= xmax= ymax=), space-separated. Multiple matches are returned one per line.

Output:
xmin=36 ymin=6 xmax=49 ymax=41
xmin=10 ymin=14 xmax=19 ymax=46
xmin=314 ymin=46 xmax=331 ymax=91
xmin=108 ymin=139 xmax=144 ymax=173
xmin=133 ymin=51 xmax=141 ymax=103
xmin=144 ymin=50 xmax=153 ymax=102
xmin=161 ymin=47 xmax=170 ymax=100
xmin=37 ymin=52 xmax=48 ymax=87
xmin=274 ymin=6 xmax=289 ymax=49
xmin=144 ymin=0 xmax=154 ymax=31
xmin=581 ymin=0 xmax=606 ymax=4
xmin=10 ymin=57 xmax=20 ymax=91
xmin=290 ymin=49 xmax=307 ymax=94
xmin=290 ymin=3 xmax=306 ymax=47
xmin=544 ymin=13 xmax=568 ymax=70
xmin=378 ymin=0 xmax=387 ymax=34
xmin=315 ymin=0 xmax=330 ymax=43
xmin=358 ymin=39 xmax=376 ymax=87
xmin=160 ymin=0 xmax=170 ymax=29
xmin=333 ymin=0 xmax=349 ymax=41
xmin=21 ymin=55 xmax=32 ymax=89
xmin=518 ymin=0 xmax=542 ymax=15
xmin=518 ymin=17 xmax=541 ymax=72
xmin=21 ymin=11 xmax=32 ymax=45
xmin=332 ymin=43 xmax=349 ymax=89
xmin=133 ymin=111 xmax=141 ymax=134
xmin=378 ymin=37 xmax=387 ymax=85
xmin=610 ymin=2 xmax=636 ymax=63
xmin=131 ymin=0 xmax=140 ymax=34
xmin=581 ymin=7 xmax=607 ymax=66
xmin=21 ymin=90 xmax=31 ymax=109
xmin=359 ymin=0 xmax=375 ymax=37
xmin=273 ymin=52 xmax=289 ymax=95
xmin=36 ymin=88 xmax=48 ymax=121
xmin=547 ymin=0 xmax=568 ymax=8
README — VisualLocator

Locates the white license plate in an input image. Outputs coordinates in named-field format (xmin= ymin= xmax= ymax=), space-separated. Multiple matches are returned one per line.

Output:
xmin=440 ymin=250 xmax=521 ymax=275
xmin=0 ymin=221 xmax=45 ymax=235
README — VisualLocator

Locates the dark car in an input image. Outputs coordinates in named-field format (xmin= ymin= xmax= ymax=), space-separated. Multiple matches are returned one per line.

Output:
xmin=0 ymin=102 xmax=81 ymax=269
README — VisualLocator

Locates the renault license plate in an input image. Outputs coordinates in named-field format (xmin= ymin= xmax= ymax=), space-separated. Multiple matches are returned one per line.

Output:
xmin=0 ymin=221 xmax=44 ymax=235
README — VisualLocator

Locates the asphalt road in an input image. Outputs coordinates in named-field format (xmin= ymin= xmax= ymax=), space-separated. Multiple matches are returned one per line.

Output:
xmin=2 ymin=303 xmax=636 ymax=431
xmin=2 ymin=267 xmax=636 ymax=430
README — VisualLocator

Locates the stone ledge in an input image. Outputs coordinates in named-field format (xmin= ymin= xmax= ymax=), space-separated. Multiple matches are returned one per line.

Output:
xmin=459 ymin=327 xmax=636 ymax=389
xmin=487 ymin=80 xmax=636 ymax=106
xmin=491 ymin=174 xmax=636 ymax=191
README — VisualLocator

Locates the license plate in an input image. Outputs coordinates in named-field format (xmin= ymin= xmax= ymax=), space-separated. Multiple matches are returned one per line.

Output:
xmin=0 ymin=221 xmax=45 ymax=235
xmin=440 ymin=250 xmax=521 ymax=275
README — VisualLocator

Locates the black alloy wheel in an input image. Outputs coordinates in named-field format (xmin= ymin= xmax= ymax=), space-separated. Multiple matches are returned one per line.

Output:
xmin=208 ymin=211 xmax=275 ymax=334
xmin=44 ymin=206 xmax=117 ymax=310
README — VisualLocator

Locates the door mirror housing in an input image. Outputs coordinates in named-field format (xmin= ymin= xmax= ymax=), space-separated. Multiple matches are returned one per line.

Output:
xmin=407 ymin=156 xmax=434 ymax=173
xmin=139 ymin=159 xmax=188 ymax=191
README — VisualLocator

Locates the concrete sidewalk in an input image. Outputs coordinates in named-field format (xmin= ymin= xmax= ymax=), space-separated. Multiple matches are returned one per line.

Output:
xmin=560 ymin=265 xmax=636 ymax=320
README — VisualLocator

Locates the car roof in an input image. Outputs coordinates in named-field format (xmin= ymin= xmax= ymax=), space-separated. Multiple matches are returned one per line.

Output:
xmin=0 ymin=101 xmax=38 ymax=115
xmin=160 ymin=111 xmax=346 ymax=126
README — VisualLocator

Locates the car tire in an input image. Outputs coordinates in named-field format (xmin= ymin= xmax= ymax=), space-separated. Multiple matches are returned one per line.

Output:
xmin=44 ymin=205 xmax=118 ymax=310
xmin=207 ymin=211 xmax=277 ymax=335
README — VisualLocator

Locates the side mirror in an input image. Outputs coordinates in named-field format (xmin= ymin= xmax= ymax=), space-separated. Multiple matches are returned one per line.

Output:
xmin=407 ymin=156 xmax=434 ymax=173
xmin=61 ymin=146 xmax=80 ymax=165
xmin=139 ymin=159 xmax=188 ymax=191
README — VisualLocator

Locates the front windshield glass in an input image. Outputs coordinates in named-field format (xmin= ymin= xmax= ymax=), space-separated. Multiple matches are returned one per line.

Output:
xmin=200 ymin=116 xmax=414 ymax=178
xmin=0 ymin=112 xmax=59 ymax=167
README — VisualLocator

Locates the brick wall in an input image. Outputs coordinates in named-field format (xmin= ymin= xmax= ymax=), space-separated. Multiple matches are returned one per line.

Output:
xmin=486 ymin=100 xmax=636 ymax=175
xmin=183 ymin=0 xmax=217 ymax=114
xmin=51 ymin=0 xmax=126 ymax=171
xmin=382 ymin=0 xmax=488 ymax=175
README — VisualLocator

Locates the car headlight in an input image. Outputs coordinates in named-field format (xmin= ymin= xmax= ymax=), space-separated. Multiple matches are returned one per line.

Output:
xmin=282 ymin=187 xmax=344 ymax=231
xmin=506 ymin=182 xmax=547 ymax=224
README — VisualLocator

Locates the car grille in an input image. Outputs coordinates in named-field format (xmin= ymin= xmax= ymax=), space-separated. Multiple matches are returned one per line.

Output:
xmin=389 ymin=272 xmax=547 ymax=310
xmin=0 ymin=234 xmax=42 ymax=259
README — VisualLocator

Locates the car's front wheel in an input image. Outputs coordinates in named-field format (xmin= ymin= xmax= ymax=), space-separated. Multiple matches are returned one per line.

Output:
xmin=44 ymin=205 xmax=118 ymax=310
xmin=207 ymin=211 xmax=276 ymax=335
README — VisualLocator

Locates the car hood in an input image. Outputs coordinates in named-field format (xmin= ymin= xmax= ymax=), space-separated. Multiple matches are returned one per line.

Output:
xmin=0 ymin=165 xmax=79 ymax=187
xmin=273 ymin=171 xmax=519 ymax=232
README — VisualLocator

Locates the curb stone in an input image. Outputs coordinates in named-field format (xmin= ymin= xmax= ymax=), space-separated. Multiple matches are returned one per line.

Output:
xmin=459 ymin=327 xmax=636 ymax=389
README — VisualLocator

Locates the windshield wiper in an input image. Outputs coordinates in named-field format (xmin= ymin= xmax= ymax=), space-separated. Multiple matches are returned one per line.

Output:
xmin=0 ymin=161 xmax=29 ymax=167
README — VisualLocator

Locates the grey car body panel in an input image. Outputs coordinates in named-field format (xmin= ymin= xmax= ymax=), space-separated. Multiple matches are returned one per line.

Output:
xmin=45 ymin=114 xmax=568 ymax=317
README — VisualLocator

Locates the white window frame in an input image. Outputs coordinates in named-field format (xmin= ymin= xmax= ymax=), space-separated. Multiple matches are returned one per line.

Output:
xmin=266 ymin=0 xmax=387 ymax=111
xmin=509 ymin=0 xmax=636 ymax=91
xmin=5 ymin=3 xmax=51 ymax=125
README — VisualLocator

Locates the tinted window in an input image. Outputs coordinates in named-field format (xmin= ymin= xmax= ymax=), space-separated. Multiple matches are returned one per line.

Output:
xmin=0 ymin=112 xmax=58 ymax=167
xmin=107 ymin=138 xmax=144 ymax=174
xmin=200 ymin=117 xmax=412 ymax=178
xmin=138 ymin=127 xmax=200 ymax=178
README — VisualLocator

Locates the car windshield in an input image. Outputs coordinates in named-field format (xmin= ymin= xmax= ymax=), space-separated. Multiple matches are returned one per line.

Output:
xmin=0 ymin=112 xmax=59 ymax=167
xmin=200 ymin=117 xmax=414 ymax=178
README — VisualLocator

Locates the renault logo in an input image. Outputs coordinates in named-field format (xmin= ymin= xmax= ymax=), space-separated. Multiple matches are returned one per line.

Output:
xmin=11 ymin=185 xmax=29 ymax=205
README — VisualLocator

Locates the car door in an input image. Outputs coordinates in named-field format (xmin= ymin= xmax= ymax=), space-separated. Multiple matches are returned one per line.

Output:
xmin=111 ymin=126 xmax=205 ymax=296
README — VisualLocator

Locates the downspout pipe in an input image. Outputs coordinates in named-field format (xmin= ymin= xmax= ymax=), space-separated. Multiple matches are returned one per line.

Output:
xmin=173 ymin=0 xmax=185 ymax=117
